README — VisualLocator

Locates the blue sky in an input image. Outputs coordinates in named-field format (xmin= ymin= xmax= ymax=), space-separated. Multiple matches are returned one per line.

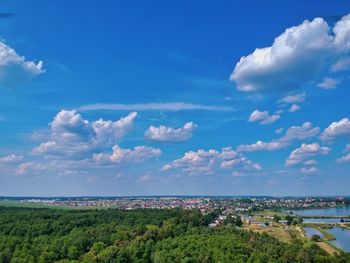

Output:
xmin=0 ymin=0 xmax=350 ymax=196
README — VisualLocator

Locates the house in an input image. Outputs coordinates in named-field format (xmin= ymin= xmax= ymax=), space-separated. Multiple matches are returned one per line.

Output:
xmin=248 ymin=220 xmax=269 ymax=227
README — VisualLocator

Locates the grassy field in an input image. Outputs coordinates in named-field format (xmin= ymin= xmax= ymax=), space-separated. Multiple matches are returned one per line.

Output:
xmin=0 ymin=200 xmax=71 ymax=209
xmin=241 ymin=209 xmax=346 ymax=255
xmin=251 ymin=209 xmax=290 ymax=218
xmin=241 ymin=209 xmax=297 ymax=242
xmin=244 ymin=223 xmax=305 ymax=243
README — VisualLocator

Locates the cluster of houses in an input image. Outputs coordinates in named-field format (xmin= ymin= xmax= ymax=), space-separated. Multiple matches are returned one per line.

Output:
xmin=18 ymin=196 xmax=348 ymax=212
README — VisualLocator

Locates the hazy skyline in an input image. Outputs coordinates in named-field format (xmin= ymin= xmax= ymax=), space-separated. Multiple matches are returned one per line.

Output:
xmin=1 ymin=0 xmax=350 ymax=196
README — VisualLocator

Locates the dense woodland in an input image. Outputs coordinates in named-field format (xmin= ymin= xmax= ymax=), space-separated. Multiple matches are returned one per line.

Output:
xmin=0 ymin=207 xmax=349 ymax=263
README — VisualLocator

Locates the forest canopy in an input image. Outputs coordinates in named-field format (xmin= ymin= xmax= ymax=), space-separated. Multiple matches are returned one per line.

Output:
xmin=0 ymin=206 xmax=349 ymax=263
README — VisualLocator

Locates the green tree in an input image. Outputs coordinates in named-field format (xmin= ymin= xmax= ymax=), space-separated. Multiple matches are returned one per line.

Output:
xmin=285 ymin=215 xmax=293 ymax=226
xmin=273 ymin=215 xmax=281 ymax=223
xmin=235 ymin=216 xmax=243 ymax=227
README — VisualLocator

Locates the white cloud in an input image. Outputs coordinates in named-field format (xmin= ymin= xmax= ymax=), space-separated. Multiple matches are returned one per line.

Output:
xmin=32 ymin=110 xmax=137 ymax=156
xmin=15 ymin=162 xmax=46 ymax=176
xmin=317 ymin=77 xmax=338 ymax=89
xmin=12 ymin=144 xmax=160 ymax=177
xmin=280 ymin=122 xmax=320 ymax=142
xmin=50 ymin=109 xmax=95 ymax=142
xmin=32 ymin=141 xmax=57 ymax=155
xmin=303 ymin=160 xmax=318 ymax=165
xmin=230 ymin=14 xmax=350 ymax=93
xmin=26 ymin=111 xmax=166 ymax=178
xmin=248 ymin=109 xmax=280 ymax=125
xmin=162 ymin=147 xmax=261 ymax=176
xmin=237 ymin=140 xmax=284 ymax=152
xmin=337 ymin=144 xmax=350 ymax=163
xmin=275 ymin=128 xmax=284 ymax=134
xmin=278 ymin=93 xmax=306 ymax=104
xmin=320 ymin=118 xmax=350 ymax=141
xmin=345 ymin=144 xmax=350 ymax=152
xmin=331 ymin=56 xmax=350 ymax=72
xmin=79 ymin=102 xmax=234 ymax=112
xmin=238 ymin=122 xmax=320 ymax=152
xmin=161 ymin=149 xmax=218 ymax=175
xmin=93 ymin=145 xmax=161 ymax=165
xmin=301 ymin=167 xmax=319 ymax=174
xmin=337 ymin=153 xmax=350 ymax=163
xmin=92 ymin=112 xmax=137 ymax=145
xmin=145 ymin=122 xmax=197 ymax=143
xmin=12 ymin=159 xmax=86 ymax=176
xmin=0 ymin=154 xmax=23 ymax=164
xmin=333 ymin=14 xmax=350 ymax=49
xmin=289 ymin=104 xmax=301 ymax=112
xmin=139 ymin=175 xmax=152 ymax=182
xmin=0 ymin=41 xmax=44 ymax=88
xmin=285 ymin=143 xmax=330 ymax=166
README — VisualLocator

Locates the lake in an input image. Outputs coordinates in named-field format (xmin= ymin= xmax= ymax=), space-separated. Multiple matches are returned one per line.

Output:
xmin=288 ymin=206 xmax=350 ymax=252
xmin=288 ymin=206 xmax=350 ymax=217
xmin=304 ymin=227 xmax=324 ymax=238
xmin=327 ymin=227 xmax=350 ymax=252
xmin=302 ymin=218 xmax=341 ymax=224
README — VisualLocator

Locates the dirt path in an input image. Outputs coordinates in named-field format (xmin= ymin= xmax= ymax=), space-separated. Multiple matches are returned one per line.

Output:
xmin=317 ymin=242 xmax=339 ymax=255
xmin=295 ymin=226 xmax=305 ymax=238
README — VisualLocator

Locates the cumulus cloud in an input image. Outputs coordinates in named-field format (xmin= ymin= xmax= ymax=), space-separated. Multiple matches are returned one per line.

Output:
xmin=317 ymin=77 xmax=338 ymax=89
xmin=278 ymin=93 xmax=306 ymax=104
xmin=337 ymin=153 xmax=350 ymax=163
xmin=93 ymin=145 xmax=161 ymax=165
xmin=230 ymin=14 xmax=350 ymax=93
xmin=285 ymin=143 xmax=330 ymax=166
xmin=248 ymin=109 xmax=280 ymax=125
xmin=345 ymin=144 xmax=350 ymax=152
xmin=237 ymin=140 xmax=284 ymax=152
xmin=0 ymin=41 xmax=44 ymax=88
xmin=32 ymin=141 xmax=57 ymax=155
xmin=11 ymin=159 xmax=95 ymax=177
xmin=275 ymin=128 xmax=284 ymax=134
xmin=301 ymin=167 xmax=319 ymax=174
xmin=238 ymin=122 xmax=320 ymax=152
xmin=337 ymin=144 xmax=350 ymax=163
xmin=24 ymin=110 xmax=167 ymax=178
xmin=92 ymin=112 xmax=137 ymax=145
xmin=289 ymin=104 xmax=301 ymax=112
xmin=32 ymin=110 xmax=137 ymax=156
xmin=303 ymin=160 xmax=318 ymax=165
xmin=0 ymin=154 xmax=23 ymax=164
xmin=320 ymin=118 xmax=350 ymax=141
xmin=145 ymin=122 xmax=197 ymax=143
xmin=280 ymin=122 xmax=320 ymax=142
xmin=331 ymin=56 xmax=350 ymax=72
xmin=15 ymin=162 xmax=46 ymax=176
xmin=50 ymin=110 xmax=94 ymax=143
xmin=162 ymin=147 xmax=261 ymax=176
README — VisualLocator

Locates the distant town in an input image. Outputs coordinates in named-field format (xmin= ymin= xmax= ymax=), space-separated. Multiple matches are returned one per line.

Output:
xmin=2 ymin=196 xmax=348 ymax=212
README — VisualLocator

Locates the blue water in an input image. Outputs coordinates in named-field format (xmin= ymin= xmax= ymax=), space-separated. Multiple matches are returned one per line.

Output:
xmin=289 ymin=206 xmax=350 ymax=217
xmin=327 ymin=227 xmax=350 ymax=252
xmin=302 ymin=218 xmax=341 ymax=224
xmin=304 ymin=227 xmax=324 ymax=238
